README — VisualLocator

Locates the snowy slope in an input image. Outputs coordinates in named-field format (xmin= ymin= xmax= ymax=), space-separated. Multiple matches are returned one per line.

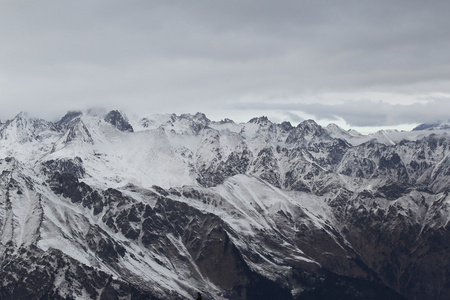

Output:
xmin=0 ymin=110 xmax=449 ymax=300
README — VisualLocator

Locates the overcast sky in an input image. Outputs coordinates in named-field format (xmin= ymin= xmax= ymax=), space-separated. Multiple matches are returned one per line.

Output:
xmin=1 ymin=0 xmax=450 ymax=131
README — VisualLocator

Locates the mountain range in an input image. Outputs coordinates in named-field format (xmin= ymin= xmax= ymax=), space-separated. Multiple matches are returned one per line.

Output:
xmin=0 ymin=110 xmax=449 ymax=300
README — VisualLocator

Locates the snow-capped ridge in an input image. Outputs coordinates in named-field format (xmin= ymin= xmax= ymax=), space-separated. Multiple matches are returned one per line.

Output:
xmin=55 ymin=111 xmax=83 ymax=129
xmin=104 ymin=110 xmax=134 ymax=132
xmin=59 ymin=118 xmax=94 ymax=146
xmin=216 ymin=118 xmax=235 ymax=125
xmin=413 ymin=120 xmax=450 ymax=131
xmin=248 ymin=116 xmax=272 ymax=126
xmin=279 ymin=121 xmax=294 ymax=131
xmin=141 ymin=112 xmax=212 ymax=135
xmin=0 ymin=111 xmax=55 ymax=144
xmin=326 ymin=123 xmax=363 ymax=139
xmin=1 ymin=108 xmax=449 ymax=300
xmin=285 ymin=119 xmax=330 ymax=145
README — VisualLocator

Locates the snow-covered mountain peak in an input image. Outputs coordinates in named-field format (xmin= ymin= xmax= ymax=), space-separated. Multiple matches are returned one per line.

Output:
xmin=1 ymin=109 xmax=450 ymax=300
xmin=279 ymin=120 xmax=294 ymax=131
xmin=55 ymin=111 xmax=83 ymax=130
xmin=248 ymin=116 xmax=272 ymax=126
xmin=347 ymin=129 xmax=363 ymax=136
xmin=0 ymin=112 xmax=55 ymax=144
xmin=325 ymin=123 xmax=363 ymax=139
xmin=216 ymin=118 xmax=235 ymax=125
xmin=285 ymin=119 xmax=330 ymax=145
xmin=413 ymin=120 xmax=450 ymax=131
xmin=179 ymin=112 xmax=211 ymax=125
xmin=138 ymin=112 xmax=211 ymax=136
xmin=104 ymin=110 xmax=134 ymax=132
xmin=298 ymin=119 xmax=321 ymax=129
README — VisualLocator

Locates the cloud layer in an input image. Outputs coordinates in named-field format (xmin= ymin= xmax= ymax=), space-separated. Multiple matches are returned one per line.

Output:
xmin=1 ymin=0 xmax=449 ymax=128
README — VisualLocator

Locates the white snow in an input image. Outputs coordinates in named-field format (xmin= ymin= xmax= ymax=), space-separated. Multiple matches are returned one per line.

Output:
xmin=1 ymin=111 xmax=450 ymax=299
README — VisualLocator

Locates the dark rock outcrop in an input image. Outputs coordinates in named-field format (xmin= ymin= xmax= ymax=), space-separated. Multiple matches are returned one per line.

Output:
xmin=104 ymin=110 xmax=134 ymax=132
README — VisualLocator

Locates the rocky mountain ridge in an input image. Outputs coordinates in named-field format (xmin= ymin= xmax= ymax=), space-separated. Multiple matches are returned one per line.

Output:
xmin=0 ymin=110 xmax=449 ymax=300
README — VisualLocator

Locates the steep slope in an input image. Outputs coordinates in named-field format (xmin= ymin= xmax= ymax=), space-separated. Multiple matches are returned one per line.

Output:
xmin=0 ymin=110 xmax=449 ymax=300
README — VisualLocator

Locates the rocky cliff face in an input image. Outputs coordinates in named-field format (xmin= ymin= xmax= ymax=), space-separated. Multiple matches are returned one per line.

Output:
xmin=0 ymin=110 xmax=449 ymax=300
xmin=104 ymin=110 xmax=134 ymax=133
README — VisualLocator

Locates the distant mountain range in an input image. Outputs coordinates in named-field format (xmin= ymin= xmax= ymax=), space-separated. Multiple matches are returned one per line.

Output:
xmin=413 ymin=120 xmax=450 ymax=131
xmin=0 ymin=110 xmax=449 ymax=300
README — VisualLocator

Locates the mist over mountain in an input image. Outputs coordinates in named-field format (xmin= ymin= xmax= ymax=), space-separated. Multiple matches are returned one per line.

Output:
xmin=413 ymin=120 xmax=450 ymax=131
xmin=0 ymin=110 xmax=449 ymax=300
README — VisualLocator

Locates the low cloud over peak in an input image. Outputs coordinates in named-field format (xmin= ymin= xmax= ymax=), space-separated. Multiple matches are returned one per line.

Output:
xmin=1 ymin=1 xmax=449 ymax=128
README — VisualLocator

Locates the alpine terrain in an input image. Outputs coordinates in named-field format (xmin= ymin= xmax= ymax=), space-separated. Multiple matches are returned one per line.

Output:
xmin=0 ymin=110 xmax=449 ymax=300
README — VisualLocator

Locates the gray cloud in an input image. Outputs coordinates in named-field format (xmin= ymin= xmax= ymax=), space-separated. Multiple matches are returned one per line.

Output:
xmin=232 ymin=97 xmax=450 ymax=127
xmin=1 ymin=0 xmax=450 ymax=126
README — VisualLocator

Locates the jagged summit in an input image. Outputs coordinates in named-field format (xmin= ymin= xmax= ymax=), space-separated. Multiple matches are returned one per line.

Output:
xmin=179 ymin=112 xmax=210 ymax=124
xmin=296 ymin=119 xmax=323 ymax=132
xmin=279 ymin=120 xmax=294 ymax=131
xmin=176 ymin=112 xmax=211 ymax=134
xmin=55 ymin=111 xmax=83 ymax=131
xmin=104 ymin=110 xmax=134 ymax=132
xmin=0 ymin=111 xmax=54 ymax=144
xmin=249 ymin=115 xmax=270 ymax=124
xmin=57 ymin=110 xmax=82 ymax=124
xmin=325 ymin=123 xmax=361 ymax=136
xmin=0 ymin=109 xmax=449 ymax=300
xmin=285 ymin=119 xmax=330 ymax=145
xmin=218 ymin=118 xmax=235 ymax=124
